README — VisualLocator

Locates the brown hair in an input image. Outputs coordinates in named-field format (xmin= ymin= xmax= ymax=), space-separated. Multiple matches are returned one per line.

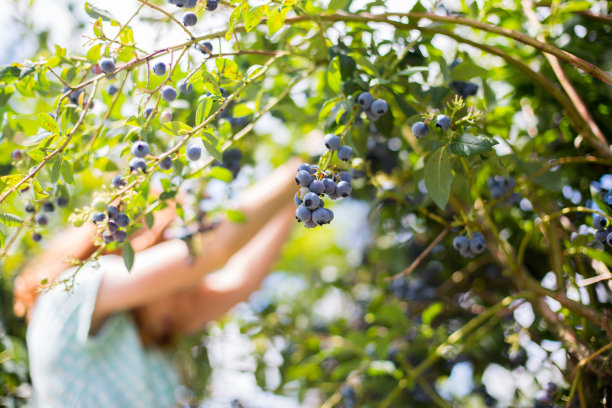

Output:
xmin=13 ymin=205 xmax=177 ymax=346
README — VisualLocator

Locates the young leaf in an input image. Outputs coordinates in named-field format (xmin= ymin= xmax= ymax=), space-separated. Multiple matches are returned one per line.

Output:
xmin=122 ymin=241 xmax=135 ymax=272
xmin=0 ymin=213 xmax=24 ymax=227
xmin=424 ymin=146 xmax=453 ymax=210
xmin=84 ymin=2 xmax=116 ymax=22
xmin=327 ymin=57 xmax=341 ymax=94
xmin=448 ymin=134 xmax=498 ymax=157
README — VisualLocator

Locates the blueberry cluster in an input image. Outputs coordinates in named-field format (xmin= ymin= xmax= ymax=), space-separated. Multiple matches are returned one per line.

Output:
xmin=26 ymin=196 xmax=69 ymax=242
xmin=411 ymin=114 xmax=451 ymax=139
xmin=487 ymin=175 xmax=521 ymax=204
xmin=592 ymin=214 xmax=612 ymax=246
xmin=92 ymin=199 xmax=130 ymax=243
xmin=129 ymin=140 xmax=149 ymax=173
xmin=452 ymin=232 xmax=486 ymax=258
xmin=357 ymin=91 xmax=388 ymax=122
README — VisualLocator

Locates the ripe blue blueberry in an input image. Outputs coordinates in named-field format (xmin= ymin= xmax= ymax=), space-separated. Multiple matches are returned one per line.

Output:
xmin=595 ymin=229 xmax=608 ymax=243
xmin=107 ymin=205 xmax=119 ymax=220
xmin=116 ymin=213 xmax=130 ymax=228
xmin=294 ymin=193 xmax=303 ymax=207
xmin=113 ymin=230 xmax=127 ymax=242
xmin=365 ymin=109 xmax=380 ymax=121
xmin=56 ymin=197 xmax=69 ymax=207
xmin=159 ymin=156 xmax=173 ymax=171
xmin=112 ymin=175 xmax=126 ymax=189
xmin=371 ymin=99 xmax=388 ymax=116
xmin=296 ymin=206 xmax=312 ymax=222
xmin=182 ymin=12 xmax=197 ymax=26
xmin=178 ymin=79 xmax=193 ymax=94
xmin=337 ymin=145 xmax=353 ymax=161
xmin=593 ymin=214 xmax=607 ymax=230
xmin=103 ymin=233 xmax=115 ymax=243
xmin=298 ymin=163 xmax=311 ymax=173
xmin=304 ymin=220 xmax=317 ymax=229
xmin=186 ymin=144 xmax=202 ymax=161
xmin=99 ymin=57 xmax=116 ymax=74
xmin=32 ymin=233 xmax=42 ymax=242
xmin=606 ymin=232 xmax=612 ymax=247
xmin=453 ymin=235 xmax=469 ymax=251
xmin=412 ymin=122 xmax=429 ymax=138
xmin=107 ymin=220 xmax=118 ymax=234
xmin=93 ymin=212 xmax=106 ymax=223
xmin=152 ymin=62 xmax=167 ymax=76
xmin=161 ymin=86 xmax=177 ymax=102
xmin=107 ymin=85 xmax=119 ymax=96
xmin=25 ymin=203 xmax=35 ymax=213
xmin=357 ymin=92 xmax=374 ymax=109
xmin=325 ymin=208 xmax=334 ymax=222
xmin=460 ymin=248 xmax=475 ymax=259
xmin=144 ymin=107 xmax=155 ymax=119
xmin=324 ymin=134 xmax=342 ymax=151
xmin=322 ymin=178 xmax=336 ymax=195
xmin=206 ymin=0 xmax=218 ymax=11
xmin=336 ymin=181 xmax=352 ymax=197
xmin=312 ymin=208 xmax=332 ymax=225
xmin=131 ymin=141 xmax=150 ymax=158
xmin=11 ymin=149 xmax=23 ymax=160
xmin=35 ymin=214 xmax=48 ymax=226
xmin=303 ymin=192 xmax=321 ymax=210
xmin=309 ymin=179 xmax=325 ymax=195
xmin=469 ymin=233 xmax=486 ymax=254
xmin=435 ymin=115 xmax=451 ymax=131
xmin=130 ymin=158 xmax=147 ymax=173
xmin=199 ymin=41 xmax=213 ymax=54
xmin=42 ymin=201 xmax=55 ymax=213
xmin=295 ymin=170 xmax=313 ymax=187
xmin=338 ymin=172 xmax=352 ymax=182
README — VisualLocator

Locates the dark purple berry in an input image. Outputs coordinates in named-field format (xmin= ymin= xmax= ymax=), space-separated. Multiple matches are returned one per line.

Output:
xmin=116 ymin=213 xmax=130 ymax=228
xmin=42 ymin=202 xmax=55 ymax=213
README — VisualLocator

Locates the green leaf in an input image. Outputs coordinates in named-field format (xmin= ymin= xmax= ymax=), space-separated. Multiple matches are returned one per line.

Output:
xmin=338 ymin=54 xmax=356 ymax=79
xmin=328 ymin=0 xmax=350 ymax=10
xmin=424 ymin=146 xmax=453 ymax=210
xmin=422 ymin=302 xmax=444 ymax=325
xmin=244 ymin=5 xmax=267 ymax=32
xmin=448 ymin=134 xmax=498 ymax=157
xmin=49 ymin=157 xmax=62 ymax=183
xmin=61 ymin=159 xmax=74 ymax=184
xmin=84 ymin=2 xmax=116 ymax=21
xmin=37 ymin=113 xmax=60 ymax=134
xmin=160 ymin=121 xmax=193 ymax=137
xmin=267 ymin=6 xmax=288 ymax=36
xmin=0 ymin=213 xmax=24 ymax=227
xmin=0 ymin=65 xmax=21 ymax=83
xmin=208 ymin=166 xmax=233 ymax=183
xmin=215 ymin=58 xmax=241 ymax=81
xmin=145 ymin=212 xmax=154 ymax=229
xmin=196 ymin=97 xmax=213 ymax=126
xmin=591 ymin=184 xmax=610 ymax=217
xmin=450 ymin=62 xmax=488 ymax=81
xmin=225 ymin=4 xmax=244 ymax=41
xmin=226 ymin=209 xmax=246 ymax=223
xmin=122 ymin=241 xmax=135 ymax=272
xmin=327 ymin=57 xmax=341 ymax=94
xmin=201 ymin=71 xmax=221 ymax=96
xmin=394 ymin=66 xmax=429 ymax=78
xmin=203 ymin=139 xmax=222 ymax=162
xmin=0 ymin=230 xmax=4 ymax=248
xmin=582 ymin=247 xmax=612 ymax=268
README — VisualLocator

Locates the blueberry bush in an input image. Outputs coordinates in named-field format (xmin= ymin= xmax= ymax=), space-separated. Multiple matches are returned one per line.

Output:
xmin=1 ymin=0 xmax=612 ymax=407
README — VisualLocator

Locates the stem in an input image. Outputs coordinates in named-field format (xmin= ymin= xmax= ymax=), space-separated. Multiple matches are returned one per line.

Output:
xmin=136 ymin=0 xmax=195 ymax=40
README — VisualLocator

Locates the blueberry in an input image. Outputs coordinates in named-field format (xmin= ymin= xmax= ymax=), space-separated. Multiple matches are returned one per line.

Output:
xmin=336 ymin=181 xmax=352 ymax=197
xmin=186 ymin=145 xmax=202 ymax=161
xmin=303 ymin=192 xmax=321 ymax=210
xmin=459 ymin=248 xmax=475 ymax=258
xmin=325 ymin=208 xmax=334 ymax=222
xmin=144 ymin=107 xmax=155 ymax=119
xmin=296 ymin=206 xmax=312 ymax=222
xmin=32 ymin=232 xmax=42 ymax=242
xmin=69 ymin=89 xmax=84 ymax=105
xmin=463 ymin=82 xmax=479 ymax=96
xmin=364 ymin=108 xmax=380 ymax=121
xmin=309 ymin=180 xmax=325 ymax=195
xmin=131 ymin=141 xmax=150 ymax=158
xmin=113 ymin=230 xmax=127 ymax=242
xmin=412 ymin=122 xmax=429 ymax=138
xmin=593 ymin=214 xmax=607 ymax=230
xmin=453 ymin=235 xmax=469 ymax=251
xmin=99 ymin=57 xmax=116 ymax=74
xmin=322 ymin=178 xmax=336 ymax=195
xmin=294 ymin=193 xmax=303 ymax=207
xmin=595 ymin=229 xmax=608 ymax=243
xmin=160 ymin=110 xmax=173 ymax=124
xmin=182 ymin=12 xmax=197 ymax=26
xmin=312 ymin=207 xmax=332 ymax=225
xmin=450 ymin=81 xmax=479 ymax=98
xmin=11 ymin=149 xmax=23 ymax=160
xmin=178 ymin=79 xmax=193 ymax=94
xmin=116 ymin=213 xmax=130 ymax=228
xmin=337 ymin=145 xmax=353 ymax=161
xmin=469 ymin=233 xmax=486 ymax=254
xmin=357 ymin=92 xmax=373 ymax=109
xmin=129 ymin=158 xmax=147 ymax=173
xmin=304 ymin=220 xmax=317 ymax=229
xmin=107 ymin=85 xmax=119 ymax=96
xmin=297 ymin=163 xmax=311 ymax=173
xmin=295 ymin=170 xmax=313 ymax=187
xmin=112 ymin=175 xmax=127 ymax=189
xmin=35 ymin=214 xmax=48 ymax=226
xmin=435 ymin=114 xmax=451 ymax=131
xmin=338 ymin=172 xmax=352 ymax=182
xmin=56 ymin=197 xmax=69 ymax=207
xmin=93 ymin=212 xmax=106 ymax=223
xmin=25 ymin=203 xmax=36 ymax=213
xmin=324 ymin=134 xmax=342 ymax=151
xmin=159 ymin=156 xmax=173 ymax=171
xmin=184 ymin=0 xmax=197 ymax=8
xmin=107 ymin=220 xmax=118 ymax=233
xmin=152 ymin=62 xmax=167 ymax=76
xmin=198 ymin=41 xmax=213 ymax=54
xmin=371 ymin=99 xmax=388 ymax=116
xmin=161 ymin=86 xmax=177 ymax=102
xmin=42 ymin=202 xmax=55 ymax=213
xmin=206 ymin=0 xmax=218 ymax=11
xmin=102 ymin=233 xmax=115 ymax=243
xmin=107 ymin=205 xmax=119 ymax=220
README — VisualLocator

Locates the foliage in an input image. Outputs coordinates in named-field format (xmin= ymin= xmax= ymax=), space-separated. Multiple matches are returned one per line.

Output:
xmin=1 ymin=0 xmax=612 ymax=407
